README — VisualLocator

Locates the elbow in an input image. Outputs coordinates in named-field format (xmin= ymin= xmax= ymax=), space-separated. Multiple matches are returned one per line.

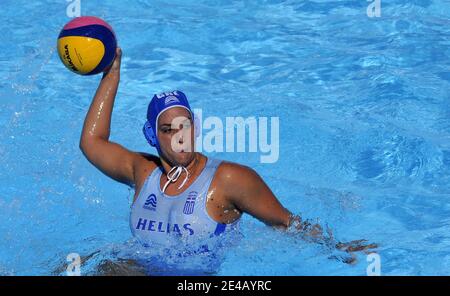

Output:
xmin=79 ymin=136 xmax=108 ymax=158
xmin=79 ymin=139 xmax=84 ymax=152
xmin=79 ymin=135 xmax=97 ymax=154
xmin=80 ymin=133 xmax=108 ymax=149
xmin=79 ymin=140 xmax=90 ymax=158
xmin=79 ymin=137 xmax=88 ymax=153
xmin=78 ymin=138 xmax=96 ymax=163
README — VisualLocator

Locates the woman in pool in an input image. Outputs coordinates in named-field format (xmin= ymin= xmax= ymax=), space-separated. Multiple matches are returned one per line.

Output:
xmin=79 ymin=48 xmax=376 ymax=273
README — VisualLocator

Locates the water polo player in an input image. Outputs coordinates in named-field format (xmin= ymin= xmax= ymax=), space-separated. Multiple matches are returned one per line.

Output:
xmin=79 ymin=48 xmax=377 ymax=269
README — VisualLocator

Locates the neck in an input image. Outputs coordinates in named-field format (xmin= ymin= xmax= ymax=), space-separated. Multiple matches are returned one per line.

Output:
xmin=161 ymin=153 xmax=200 ymax=176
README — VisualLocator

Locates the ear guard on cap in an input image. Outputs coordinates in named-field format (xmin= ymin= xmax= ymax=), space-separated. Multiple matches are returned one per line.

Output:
xmin=143 ymin=121 xmax=157 ymax=147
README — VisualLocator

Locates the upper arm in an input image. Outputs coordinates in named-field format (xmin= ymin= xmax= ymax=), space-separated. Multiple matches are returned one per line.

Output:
xmin=79 ymin=138 xmax=143 ymax=187
xmin=219 ymin=163 xmax=291 ymax=228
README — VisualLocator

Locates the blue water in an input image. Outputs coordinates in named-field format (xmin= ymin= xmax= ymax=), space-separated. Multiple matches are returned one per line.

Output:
xmin=1 ymin=0 xmax=450 ymax=275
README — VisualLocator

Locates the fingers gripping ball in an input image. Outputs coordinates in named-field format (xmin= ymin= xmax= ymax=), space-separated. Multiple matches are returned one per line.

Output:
xmin=57 ymin=16 xmax=117 ymax=75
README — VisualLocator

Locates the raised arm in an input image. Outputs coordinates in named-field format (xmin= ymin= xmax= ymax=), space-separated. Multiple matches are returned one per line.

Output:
xmin=79 ymin=48 xmax=142 ymax=186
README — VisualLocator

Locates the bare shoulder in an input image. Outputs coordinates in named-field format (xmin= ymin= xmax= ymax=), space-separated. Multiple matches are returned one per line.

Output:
xmin=214 ymin=160 xmax=275 ymax=213
xmin=215 ymin=160 xmax=260 ymax=186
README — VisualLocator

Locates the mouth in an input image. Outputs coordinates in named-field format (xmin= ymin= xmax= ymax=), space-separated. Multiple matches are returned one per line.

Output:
xmin=179 ymin=147 xmax=193 ymax=153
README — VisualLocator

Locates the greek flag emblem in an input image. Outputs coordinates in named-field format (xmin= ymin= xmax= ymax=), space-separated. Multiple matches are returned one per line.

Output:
xmin=183 ymin=191 xmax=197 ymax=215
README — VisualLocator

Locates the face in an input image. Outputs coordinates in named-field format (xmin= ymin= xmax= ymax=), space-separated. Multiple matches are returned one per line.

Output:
xmin=157 ymin=107 xmax=195 ymax=167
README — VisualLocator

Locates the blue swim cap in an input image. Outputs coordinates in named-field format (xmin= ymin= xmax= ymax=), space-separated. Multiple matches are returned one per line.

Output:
xmin=143 ymin=90 xmax=194 ymax=153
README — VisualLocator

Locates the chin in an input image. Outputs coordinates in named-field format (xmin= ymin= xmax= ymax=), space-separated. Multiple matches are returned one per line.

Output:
xmin=172 ymin=151 xmax=195 ymax=166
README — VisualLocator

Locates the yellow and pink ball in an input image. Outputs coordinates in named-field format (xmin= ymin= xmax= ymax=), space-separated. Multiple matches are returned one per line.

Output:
xmin=57 ymin=16 xmax=117 ymax=75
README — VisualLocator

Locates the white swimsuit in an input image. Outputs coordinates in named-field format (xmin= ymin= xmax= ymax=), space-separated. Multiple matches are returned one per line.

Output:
xmin=130 ymin=157 xmax=240 ymax=252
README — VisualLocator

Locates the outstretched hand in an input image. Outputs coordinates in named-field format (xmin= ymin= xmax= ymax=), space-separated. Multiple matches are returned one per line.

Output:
xmin=288 ymin=214 xmax=378 ymax=264
xmin=336 ymin=239 xmax=378 ymax=253
xmin=332 ymin=239 xmax=378 ymax=265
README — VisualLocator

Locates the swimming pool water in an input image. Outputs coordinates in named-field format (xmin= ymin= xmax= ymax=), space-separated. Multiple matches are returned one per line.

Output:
xmin=0 ymin=0 xmax=449 ymax=275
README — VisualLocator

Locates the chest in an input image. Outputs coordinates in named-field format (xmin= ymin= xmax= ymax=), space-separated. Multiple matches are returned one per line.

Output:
xmin=136 ymin=190 xmax=206 ymax=222
xmin=133 ymin=175 xmax=240 ymax=225
xmin=133 ymin=164 xmax=242 ymax=223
